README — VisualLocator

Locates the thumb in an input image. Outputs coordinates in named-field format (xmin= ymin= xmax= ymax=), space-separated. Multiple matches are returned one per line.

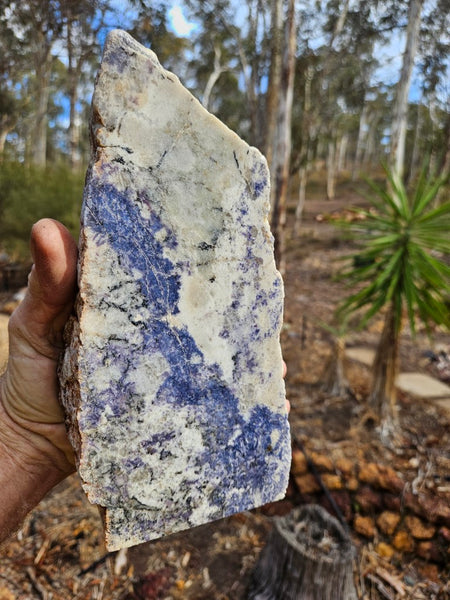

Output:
xmin=9 ymin=219 xmax=78 ymax=359
xmin=29 ymin=218 xmax=78 ymax=313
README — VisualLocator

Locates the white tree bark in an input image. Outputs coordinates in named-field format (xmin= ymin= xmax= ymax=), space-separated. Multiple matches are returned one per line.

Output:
xmin=31 ymin=42 xmax=53 ymax=166
xmin=64 ymin=2 xmax=108 ymax=170
xmin=352 ymin=101 xmax=369 ymax=179
xmin=270 ymin=0 xmax=296 ymax=274
xmin=329 ymin=0 xmax=351 ymax=49
xmin=337 ymin=133 xmax=348 ymax=173
xmin=294 ymin=64 xmax=314 ymax=234
xmin=326 ymin=139 xmax=336 ymax=200
xmin=202 ymin=44 xmax=226 ymax=110
xmin=389 ymin=0 xmax=424 ymax=182
xmin=265 ymin=0 xmax=283 ymax=166
xmin=408 ymin=100 xmax=422 ymax=180
xmin=362 ymin=119 xmax=377 ymax=168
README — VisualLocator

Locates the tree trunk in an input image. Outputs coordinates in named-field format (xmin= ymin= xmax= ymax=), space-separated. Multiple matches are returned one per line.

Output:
xmin=31 ymin=38 xmax=53 ymax=166
xmin=369 ymin=302 xmax=399 ymax=432
xmin=436 ymin=110 xmax=450 ymax=179
xmin=294 ymin=165 xmax=307 ymax=235
xmin=63 ymin=1 xmax=107 ymax=170
xmin=428 ymin=92 xmax=441 ymax=177
xmin=389 ymin=0 xmax=424 ymax=183
xmin=362 ymin=119 xmax=377 ymax=169
xmin=321 ymin=336 xmax=349 ymax=396
xmin=270 ymin=0 xmax=296 ymax=274
xmin=352 ymin=102 xmax=369 ymax=180
xmin=236 ymin=36 xmax=259 ymax=148
xmin=66 ymin=17 xmax=82 ymax=171
xmin=248 ymin=505 xmax=357 ymax=600
xmin=337 ymin=133 xmax=348 ymax=173
xmin=68 ymin=82 xmax=81 ymax=170
xmin=326 ymin=139 xmax=336 ymax=200
xmin=0 ymin=130 xmax=7 ymax=156
xmin=408 ymin=101 xmax=422 ymax=182
xmin=294 ymin=143 xmax=314 ymax=235
xmin=294 ymin=64 xmax=313 ymax=235
xmin=329 ymin=0 xmax=350 ymax=48
xmin=265 ymin=0 xmax=283 ymax=165
xmin=0 ymin=114 xmax=17 ymax=158
xmin=202 ymin=44 xmax=226 ymax=110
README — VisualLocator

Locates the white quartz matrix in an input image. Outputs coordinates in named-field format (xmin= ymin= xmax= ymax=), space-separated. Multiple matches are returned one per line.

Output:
xmin=59 ymin=29 xmax=291 ymax=551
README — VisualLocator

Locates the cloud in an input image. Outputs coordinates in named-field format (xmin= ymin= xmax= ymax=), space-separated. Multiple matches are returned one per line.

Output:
xmin=168 ymin=4 xmax=195 ymax=37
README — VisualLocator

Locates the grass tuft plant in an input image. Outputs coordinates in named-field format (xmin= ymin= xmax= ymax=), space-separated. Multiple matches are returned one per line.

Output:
xmin=336 ymin=166 xmax=449 ymax=434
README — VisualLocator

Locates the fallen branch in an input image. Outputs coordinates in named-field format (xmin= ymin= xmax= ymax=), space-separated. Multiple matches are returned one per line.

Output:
xmin=366 ymin=573 xmax=395 ymax=600
xmin=375 ymin=566 xmax=406 ymax=597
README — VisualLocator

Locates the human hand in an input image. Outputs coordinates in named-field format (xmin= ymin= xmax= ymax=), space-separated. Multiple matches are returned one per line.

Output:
xmin=0 ymin=219 xmax=78 ymax=496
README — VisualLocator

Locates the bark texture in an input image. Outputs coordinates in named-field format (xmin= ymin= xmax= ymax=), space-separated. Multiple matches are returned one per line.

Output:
xmin=248 ymin=505 xmax=357 ymax=600
xmin=369 ymin=302 xmax=399 ymax=430
xmin=389 ymin=0 xmax=424 ymax=181
xmin=265 ymin=0 xmax=283 ymax=165
xmin=270 ymin=0 xmax=296 ymax=274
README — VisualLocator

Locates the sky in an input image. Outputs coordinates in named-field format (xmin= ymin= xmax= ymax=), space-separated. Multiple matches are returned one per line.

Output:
xmin=167 ymin=2 xmax=196 ymax=36
xmin=30 ymin=0 xmax=450 ymax=135
xmin=106 ymin=0 xmax=196 ymax=37
xmin=163 ymin=1 xmax=441 ymax=104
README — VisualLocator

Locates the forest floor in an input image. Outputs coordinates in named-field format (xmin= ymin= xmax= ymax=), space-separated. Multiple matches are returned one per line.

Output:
xmin=0 ymin=180 xmax=449 ymax=599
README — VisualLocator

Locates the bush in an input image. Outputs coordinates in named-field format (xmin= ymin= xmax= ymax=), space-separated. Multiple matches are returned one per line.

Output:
xmin=336 ymin=166 xmax=449 ymax=433
xmin=0 ymin=161 xmax=84 ymax=260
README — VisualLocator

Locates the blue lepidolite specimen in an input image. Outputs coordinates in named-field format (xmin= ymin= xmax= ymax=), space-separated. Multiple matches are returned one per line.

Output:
xmin=59 ymin=29 xmax=291 ymax=551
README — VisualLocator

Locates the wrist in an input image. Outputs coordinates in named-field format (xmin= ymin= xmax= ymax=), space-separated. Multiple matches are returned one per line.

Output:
xmin=0 ymin=370 xmax=75 ymax=470
xmin=0 ymin=378 xmax=75 ymax=475
xmin=0 ymin=397 xmax=73 ymax=477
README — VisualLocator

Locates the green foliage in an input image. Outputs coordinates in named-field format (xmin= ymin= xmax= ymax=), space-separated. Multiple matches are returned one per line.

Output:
xmin=0 ymin=161 xmax=83 ymax=260
xmin=128 ymin=1 xmax=188 ymax=73
xmin=337 ymin=166 xmax=450 ymax=335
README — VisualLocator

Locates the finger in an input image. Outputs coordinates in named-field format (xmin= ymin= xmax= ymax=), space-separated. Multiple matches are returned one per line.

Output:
xmin=282 ymin=360 xmax=287 ymax=378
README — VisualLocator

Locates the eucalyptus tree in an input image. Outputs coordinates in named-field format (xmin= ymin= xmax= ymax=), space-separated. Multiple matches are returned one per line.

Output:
xmin=184 ymin=0 xmax=273 ymax=149
xmin=0 ymin=22 xmax=22 ymax=157
xmin=61 ymin=0 xmax=111 ymax=169
xmin=0 ymin=0 xmax=66 ymax=165
xmin=270 ymin=0 xmax=297 ymax=272
xmin=265 ymin=0 xmax=283 ymax=165
xmin=416 ymin=0 xmax=450 ymax=178
xmin=0 ymin=89 xmax=19 ymax=157
xmin=389 ymin=0 xmax=424 ymax=184
xmin=128 ymin=1 xmax=188 ymax=75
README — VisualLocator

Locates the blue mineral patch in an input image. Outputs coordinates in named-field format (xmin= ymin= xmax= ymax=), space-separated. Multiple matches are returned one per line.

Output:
xmin=251 ymin=161 xmax=269 ymax=198
xmin=82 ymin=172 xmax=289 ymax=518
xmin=104 ymin=45 xmax=129 ymax=75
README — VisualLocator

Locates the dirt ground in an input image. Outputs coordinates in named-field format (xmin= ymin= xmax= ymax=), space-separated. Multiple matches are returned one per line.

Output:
xmin=0 ymin=186 xmax=448 ymax=599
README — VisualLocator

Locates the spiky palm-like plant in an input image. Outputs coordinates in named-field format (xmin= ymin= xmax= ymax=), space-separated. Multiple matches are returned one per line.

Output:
xmin=338 ymin=168 xmax=450 ymax=433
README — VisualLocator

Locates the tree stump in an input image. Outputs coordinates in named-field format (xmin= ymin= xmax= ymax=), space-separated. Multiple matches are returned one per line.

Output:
xmin=248 ymin=505 xmax=357 ymax=600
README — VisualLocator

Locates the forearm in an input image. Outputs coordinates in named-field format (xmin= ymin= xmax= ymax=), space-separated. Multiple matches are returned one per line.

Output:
xmin=0 ymin=385 xmax=73 ymax=543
